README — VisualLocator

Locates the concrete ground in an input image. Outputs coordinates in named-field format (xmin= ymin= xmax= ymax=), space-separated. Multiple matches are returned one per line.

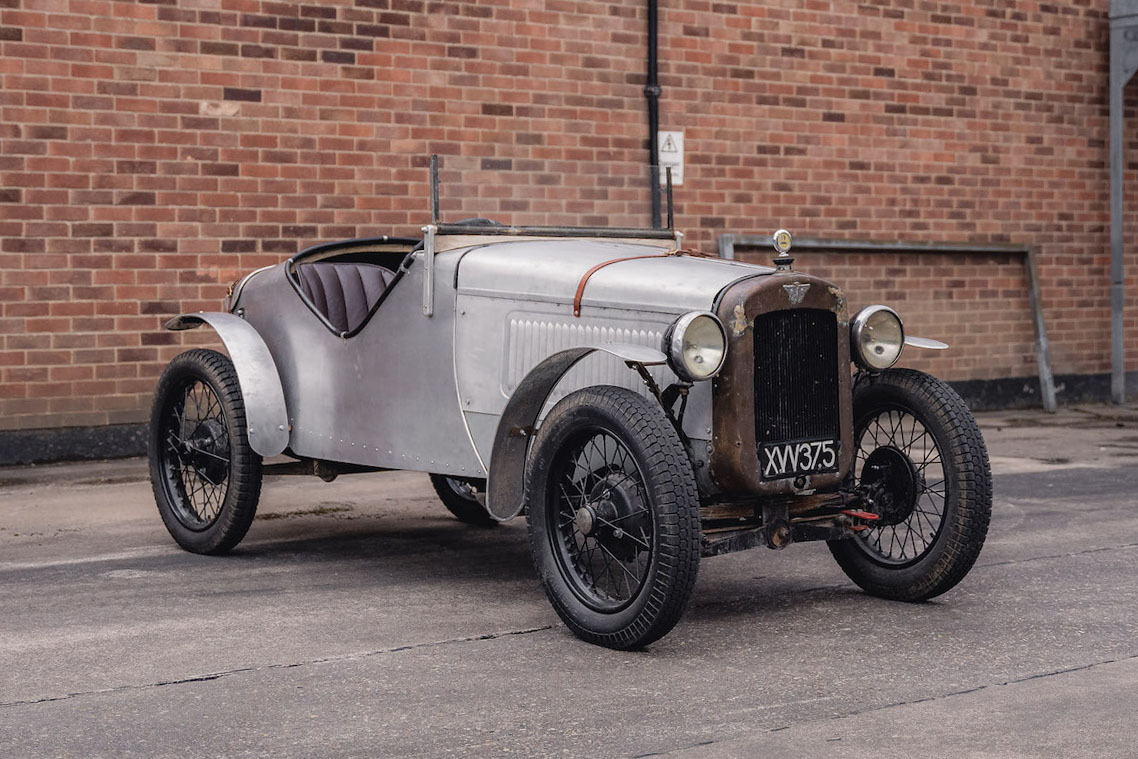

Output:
xmin=1 ymin=405 xmax=1137 ymax=758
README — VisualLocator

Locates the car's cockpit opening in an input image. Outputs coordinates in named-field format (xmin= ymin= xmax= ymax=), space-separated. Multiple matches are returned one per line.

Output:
xmin=285 ymin=236 xmax=420 ymax=337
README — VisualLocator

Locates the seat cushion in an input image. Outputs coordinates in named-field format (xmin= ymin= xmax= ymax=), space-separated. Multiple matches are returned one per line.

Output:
xmin=295 ymin=262 xmax=396 ymax=334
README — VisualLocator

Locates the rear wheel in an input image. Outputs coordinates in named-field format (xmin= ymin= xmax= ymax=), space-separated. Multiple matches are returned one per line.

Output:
xmin=148 ymin=349 xmax=262 ymax=555
xmin=526 ymin=386 xmax=701 ymax=649
xmin=829 ymin=369 xmax=991 ymax=601
xmin=429 ymin=474 xmax=496 ymax=527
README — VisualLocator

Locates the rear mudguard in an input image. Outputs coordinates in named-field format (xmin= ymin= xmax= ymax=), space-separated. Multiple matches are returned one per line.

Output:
xmin=165 ymin=312 xmax=290 ymax=457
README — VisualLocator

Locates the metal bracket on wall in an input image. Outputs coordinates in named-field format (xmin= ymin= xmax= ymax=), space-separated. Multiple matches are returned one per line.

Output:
xmin=717 ymin=234 xmax=1058 ymax=414
xmin=1110 ymin=0 xmax=1138 ymax=404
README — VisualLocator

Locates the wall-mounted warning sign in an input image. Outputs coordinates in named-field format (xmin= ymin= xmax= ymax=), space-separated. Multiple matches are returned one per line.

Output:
xmin=658 ymin=131 xmax=684 ymax=186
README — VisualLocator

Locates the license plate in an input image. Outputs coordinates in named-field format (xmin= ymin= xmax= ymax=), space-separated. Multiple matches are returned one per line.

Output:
xmin=759 ymin=438 xmax=840 ymax=480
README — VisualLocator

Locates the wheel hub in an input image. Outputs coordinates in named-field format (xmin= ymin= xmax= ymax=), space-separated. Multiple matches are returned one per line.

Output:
xmin=861 ymin=446 xmax=921 ymax=526
xmin=576 ymin=474 xmax=648 ymax=562
xmin=185 ymin=418 xmax=228 ymax=482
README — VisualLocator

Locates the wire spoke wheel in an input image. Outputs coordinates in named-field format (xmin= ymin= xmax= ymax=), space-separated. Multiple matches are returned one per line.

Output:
xmin=148 ymin=349 xmax=262 ymax=555
xmin=852 ymin=408 xmax=946 ymax=566
xmin=828 ymin=369 xmax=992 ymax=602
xmin=526 ymin=386 xmax=700 ymax=650
xmin=548 ymin=429 xmax=654 ymax=612
xmin=158 ymin=378 xmax=232 ymax=530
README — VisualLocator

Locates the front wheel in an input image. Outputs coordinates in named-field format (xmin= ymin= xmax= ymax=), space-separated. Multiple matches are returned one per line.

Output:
xmin=148 ymin=349 xmax=262 ymax=555
xmin=526 ymin=386 xmax=701 ymax=650
xmin=829 ymin=369 xmax=992 ymax=601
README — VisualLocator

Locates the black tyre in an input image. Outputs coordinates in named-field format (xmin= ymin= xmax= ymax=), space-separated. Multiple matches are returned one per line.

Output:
xmin=148 ymin=349 xmax=262 ymax=555
xmin=526 ymin=386 xmax=701 ymax=649
xmin=829 ymin=368 xmax=991 ymax=601
xmin=429 ymin=474 xmax=497 ymax=527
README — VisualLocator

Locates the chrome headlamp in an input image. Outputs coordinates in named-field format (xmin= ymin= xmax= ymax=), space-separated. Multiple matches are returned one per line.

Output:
xmin=665 ymin=311 xmax=727 ymax=382
xmin=851 ymin=305 xmax=905 ymax=371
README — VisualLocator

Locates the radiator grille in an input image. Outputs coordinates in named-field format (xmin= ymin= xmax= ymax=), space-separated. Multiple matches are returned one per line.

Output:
xmin=753 ymin=308 xmax=840 ymax=444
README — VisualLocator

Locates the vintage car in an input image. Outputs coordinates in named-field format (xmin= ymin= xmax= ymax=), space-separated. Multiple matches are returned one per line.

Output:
xmin=148 ymin=162 xmax=991 ymax=649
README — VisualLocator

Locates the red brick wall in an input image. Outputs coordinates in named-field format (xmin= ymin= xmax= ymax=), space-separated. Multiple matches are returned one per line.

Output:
xmin=0 ymin=0 xmax=1132 ymax=433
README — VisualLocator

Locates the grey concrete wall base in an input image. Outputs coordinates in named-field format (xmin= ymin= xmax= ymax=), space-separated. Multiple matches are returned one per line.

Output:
xmin=0 ymin=424 xmax=147 ymax=467
xmin=951 ymin=371 xmax=1138 ymax=412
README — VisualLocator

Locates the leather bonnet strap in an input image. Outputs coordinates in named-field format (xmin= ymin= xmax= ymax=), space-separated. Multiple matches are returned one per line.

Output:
xmin=572 ymin=253 xmax=672 ymax=317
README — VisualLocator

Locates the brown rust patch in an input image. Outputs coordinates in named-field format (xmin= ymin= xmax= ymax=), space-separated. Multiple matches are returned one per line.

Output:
xmin=828 ymin=286 xmax=849 ymax=326
xmin=730 ymin=303 xmax=748 ymax=337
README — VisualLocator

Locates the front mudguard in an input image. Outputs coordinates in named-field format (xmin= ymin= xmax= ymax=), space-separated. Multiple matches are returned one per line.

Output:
xmin=485 ymin=343 xmax=669 ymax=522
xmin=165 ymin=312 xmax=290 ymax=457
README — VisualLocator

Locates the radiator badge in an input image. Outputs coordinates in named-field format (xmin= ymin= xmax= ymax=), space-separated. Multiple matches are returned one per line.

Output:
xmin=783 ymin=281 xmax=811 ymax=305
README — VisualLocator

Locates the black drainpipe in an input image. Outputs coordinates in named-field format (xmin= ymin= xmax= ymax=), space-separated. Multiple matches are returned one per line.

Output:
xmin=646 ymin=0 xmax=662 ymax=228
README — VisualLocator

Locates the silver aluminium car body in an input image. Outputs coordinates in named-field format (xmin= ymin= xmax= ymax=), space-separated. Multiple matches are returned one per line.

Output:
xmin=172 ymin=231 xmax=769 ymax=520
